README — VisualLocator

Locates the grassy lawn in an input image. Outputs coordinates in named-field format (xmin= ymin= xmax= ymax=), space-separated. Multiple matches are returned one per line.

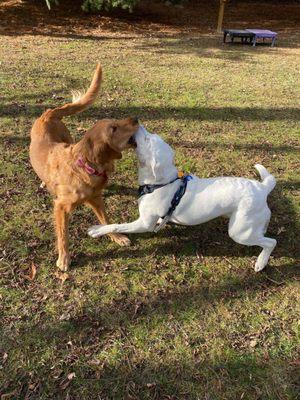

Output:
xmin=0 ymin=29 xmax=299 ymax=399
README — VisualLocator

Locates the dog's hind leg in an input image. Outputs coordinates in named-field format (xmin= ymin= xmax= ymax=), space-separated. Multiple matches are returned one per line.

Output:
xmin=228 ymin=207 xmax=276 ymax=272
xmin=86 ymin=196 xmax=131 ymax=247
xmin=253 ymin=237 xmax=277 ymax=272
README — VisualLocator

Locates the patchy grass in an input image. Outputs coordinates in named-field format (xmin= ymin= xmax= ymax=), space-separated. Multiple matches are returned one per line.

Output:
xmin=0 ymin=31 xmax=299 ymax=399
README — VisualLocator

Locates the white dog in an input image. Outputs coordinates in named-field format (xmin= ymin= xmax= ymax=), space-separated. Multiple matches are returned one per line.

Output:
xmin=88 ymin=126 xmax=277 ymax=271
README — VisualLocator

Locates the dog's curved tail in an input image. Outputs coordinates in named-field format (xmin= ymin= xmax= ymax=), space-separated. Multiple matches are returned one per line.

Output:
xmin=45 ymin=63 xmax=102 ymax=120
xmin=255 ymin=164 xmax=276 ymax=193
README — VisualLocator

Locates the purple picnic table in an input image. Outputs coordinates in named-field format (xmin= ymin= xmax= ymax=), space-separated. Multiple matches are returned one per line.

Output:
xmin=246 ymin=29 xmax=277 ymax=47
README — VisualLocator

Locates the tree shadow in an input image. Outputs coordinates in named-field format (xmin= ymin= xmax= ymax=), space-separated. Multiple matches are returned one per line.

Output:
xmin=1 ymin=103 xmax=300 ymax=122
xmin=1 ymin=132 xmax=298 ymax=159
xmin=168 ymin=138 xmax=300 ymax=155
xmin=1 ymin=262 xmax=299 ymax=397
xmin=134 ymin=33 xmax=300 ymax=62
xmin=1 ymin=0 xmax=299 ymax=43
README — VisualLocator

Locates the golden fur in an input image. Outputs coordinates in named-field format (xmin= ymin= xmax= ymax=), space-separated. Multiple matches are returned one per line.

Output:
xmin=29 ymin=64 xmax=138 ymax=271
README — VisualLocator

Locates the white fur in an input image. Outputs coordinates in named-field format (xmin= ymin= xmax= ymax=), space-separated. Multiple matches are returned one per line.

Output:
xmin=89 ymin=126 xmax=277 ymax=272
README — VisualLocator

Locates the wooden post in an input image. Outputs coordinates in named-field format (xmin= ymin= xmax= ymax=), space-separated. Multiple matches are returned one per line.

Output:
xmin=217 ymin=0 xmax=227 ymax=33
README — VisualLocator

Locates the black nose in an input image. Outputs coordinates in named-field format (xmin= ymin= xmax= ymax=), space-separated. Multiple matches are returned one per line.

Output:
xmin=131 ymin=117 xmax=139 ymax=124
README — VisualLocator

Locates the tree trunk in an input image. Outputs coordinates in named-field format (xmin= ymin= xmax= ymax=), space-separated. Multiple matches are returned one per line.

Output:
xmin=217 ymin=0 xmax=226 ymax=33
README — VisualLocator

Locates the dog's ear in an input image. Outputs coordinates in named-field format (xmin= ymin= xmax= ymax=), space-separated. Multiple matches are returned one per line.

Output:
xmin=150 ymin=135 xmax=174 ymax=181
xmin=80 ymin=137 xmax=95 ymax=164
xmin=105 ymin=125 xmax=123 ymax=157
xmin=150 ymin=148 xmax=165 ymax=181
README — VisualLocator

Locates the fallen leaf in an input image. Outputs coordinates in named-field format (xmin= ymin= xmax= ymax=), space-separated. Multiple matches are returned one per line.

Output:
xmin=28 ymin=383 xmax=36 ymax=390
xmin=24 ymin=263 xmax=37 ymax=281
xmin=59 ymin=313 xmax=70 ymax=321
xmin=52 ymin=369 xmax=63 ymax=379
xmin=59 ymin=372 xmax=76 ymax=390
xmin=59 ymin=379 xmax=71 ymax=391
xmin=277 ymin=226 xmax=286 ymax=235
xmin=1 ymin=391 xmax=17 ymax=399
xmin=290 ymin=360 xmax=300 ymax=366
xmin=67 ymin=372 xmax=76 ymax=380
xmin=146 ymin=382 xmax=156 ymax=388
xmin=249 ymin=339 xmax=257 ymax=348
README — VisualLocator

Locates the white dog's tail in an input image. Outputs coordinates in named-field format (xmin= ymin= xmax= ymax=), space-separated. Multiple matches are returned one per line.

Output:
xmin=255 ymin=164 xmax=276 ymax=193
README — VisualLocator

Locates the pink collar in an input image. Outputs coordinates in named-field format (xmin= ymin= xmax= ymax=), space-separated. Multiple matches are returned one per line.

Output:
xmin=76 ymin=157 xmax=107 ymax=179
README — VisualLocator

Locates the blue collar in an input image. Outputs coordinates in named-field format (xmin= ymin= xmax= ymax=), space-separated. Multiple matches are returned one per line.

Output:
xmin=153 ymin=174 xmax=193 ymax=232
xmin=137 ymin=173 xmax=193 ymax=231
xmin=138 ymin=176 xmax=180 ymax=198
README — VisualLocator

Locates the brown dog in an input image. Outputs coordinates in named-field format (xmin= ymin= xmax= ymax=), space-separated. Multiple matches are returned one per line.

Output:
xmin=30 ymin=64 xmax=138 ymax=271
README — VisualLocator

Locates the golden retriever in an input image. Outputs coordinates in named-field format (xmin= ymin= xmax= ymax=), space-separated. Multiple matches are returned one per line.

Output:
xmin=29 ymin=64 xmax=138 ymax=271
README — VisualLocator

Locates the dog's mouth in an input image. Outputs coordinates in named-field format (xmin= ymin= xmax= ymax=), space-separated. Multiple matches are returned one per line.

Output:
xmin=128 ymin=135 xmax=137 ymax=147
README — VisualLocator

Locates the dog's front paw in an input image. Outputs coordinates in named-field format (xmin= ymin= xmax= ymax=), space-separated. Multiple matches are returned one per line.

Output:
xmin=88 ymin=225 xmax=105 ymax=238
xmin=56 ymin=254 xmax=70 ymax=271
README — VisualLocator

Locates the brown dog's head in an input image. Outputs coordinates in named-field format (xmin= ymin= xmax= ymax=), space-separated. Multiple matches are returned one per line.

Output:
xmin=80 ymin=117 xmax=138 ymax=165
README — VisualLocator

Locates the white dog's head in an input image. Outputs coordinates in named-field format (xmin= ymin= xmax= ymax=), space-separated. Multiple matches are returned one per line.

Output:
xmin=134 ymin=125 xmax=178 ymax=185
